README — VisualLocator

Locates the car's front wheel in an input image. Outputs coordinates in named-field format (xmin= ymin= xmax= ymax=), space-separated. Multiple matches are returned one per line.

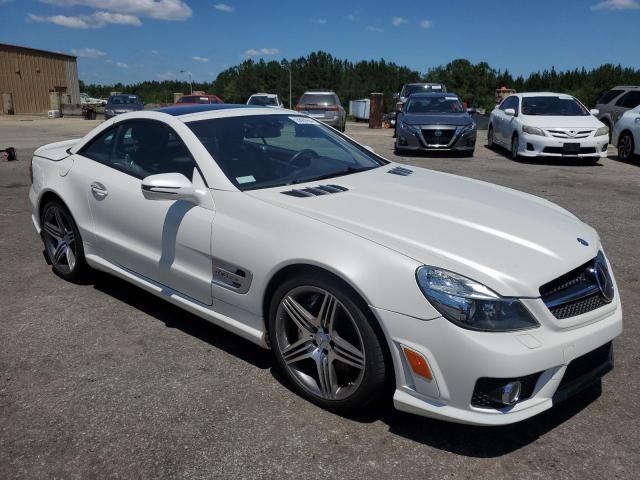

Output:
xmin=618 ymin=131 xmax=635 ymax=161
xmin=41 ymin=201 xmax=89 ymax=282
xmin=269 ymin=272 xmax=388 ymax=412
xmin=511 ymin=134 xmax=521 ymax=160
xmin=487 ymin=125 xmax=495 ymax=149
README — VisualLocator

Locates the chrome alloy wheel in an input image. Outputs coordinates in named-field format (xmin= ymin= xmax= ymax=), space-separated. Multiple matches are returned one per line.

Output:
xmin=618 ymin=133 xmax=633 ymax=160
xmin=274 ymin=286 xmax=366 ymax=401
xmin=42 ymin=205 xmax=77 ymax=274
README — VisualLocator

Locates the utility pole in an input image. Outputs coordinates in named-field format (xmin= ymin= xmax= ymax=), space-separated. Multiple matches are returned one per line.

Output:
xmin=282 ymin=62 xmax=292 ymax=109
xmin=179 ymin=70 xmax=193 ymax=94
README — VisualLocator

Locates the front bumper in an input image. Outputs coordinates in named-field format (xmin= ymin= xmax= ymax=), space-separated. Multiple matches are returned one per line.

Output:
xmin=396 ymin=125 xmax=476 ymax=152
xmin=518 ymin=132 xmax=609 ymax=158
xmin=374 ymin=295 xmax=622 ymax=425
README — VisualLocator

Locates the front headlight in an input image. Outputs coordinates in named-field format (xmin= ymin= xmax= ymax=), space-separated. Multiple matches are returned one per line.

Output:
xmin=105 ymin=108 xmax=115 ymax=115
xmin=459 ymin=123 xmax=476 ymax=134
xmin=522 ymin=125 xmax=546 ymax=136
xmin=399 ymin=120 xmax=420 ymax=134
xmin=416 ymin=266 xmax=539 ymax=332
xmin=595 ymin=126 xmax=609 ymax=137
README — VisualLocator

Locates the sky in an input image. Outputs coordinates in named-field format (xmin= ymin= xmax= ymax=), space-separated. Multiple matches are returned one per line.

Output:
xmin=1 ymin=0 xmax=639 ymax=85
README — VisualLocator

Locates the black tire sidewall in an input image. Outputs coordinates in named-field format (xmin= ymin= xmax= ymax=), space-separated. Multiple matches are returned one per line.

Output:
xmin=487 ymin=126 xmax=494 ymax=147
xmin=42 ymin=201 xmax=88 ymax=282
xmin=619 ymin=132 xmax=634 ymax=160
xmin=511 ymin=134 xmax=519 ymax=160
xmin=268 ymin=272 xmax=389 ymax=412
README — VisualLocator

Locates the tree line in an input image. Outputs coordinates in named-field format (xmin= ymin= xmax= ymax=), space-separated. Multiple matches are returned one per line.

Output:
xmin=81 ymin=51 xmax=640 ymax=112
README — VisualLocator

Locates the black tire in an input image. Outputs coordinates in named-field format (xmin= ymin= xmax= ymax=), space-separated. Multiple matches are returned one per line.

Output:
xmin=510 ymin=133 xmax=520 ymax=160
xmin=41 ymin=200 xmax=89 ymax=282
xmin=618 ymin=131 xmax=635 ymax=161
xmin=268 ymin=271 xmax=389 ymax=413
xmin=487 ymin=125 xmax=495 ymax=149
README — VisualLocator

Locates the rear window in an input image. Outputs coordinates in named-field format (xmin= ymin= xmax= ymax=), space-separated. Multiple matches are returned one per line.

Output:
xmin=178 ymin=96 xmax=212 ymax=104
xmin=596 ymin=89 xmax=623 ymax=105
xmin=298 ymin=94 xmax=338 ymax=106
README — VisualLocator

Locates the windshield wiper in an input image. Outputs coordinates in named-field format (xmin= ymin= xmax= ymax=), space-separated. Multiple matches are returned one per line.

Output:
xmin=290 ymin=166 xmax=373 ymax=185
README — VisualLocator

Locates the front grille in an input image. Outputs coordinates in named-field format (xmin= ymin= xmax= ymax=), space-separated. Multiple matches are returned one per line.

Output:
xmin=471 ymin=372 xmax=542 ymax=409
xmin=421 ymin=128 xmax=455 ymax=146
xmin=539 ymin=252 xmax=613 ymax=319
xmin=542 ymin=146 xmax=597 ymax=155
xmin=546 ymin=129 xmax=593 ymax=139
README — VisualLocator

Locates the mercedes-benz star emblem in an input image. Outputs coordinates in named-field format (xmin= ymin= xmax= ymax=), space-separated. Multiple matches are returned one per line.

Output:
xmin=577 ymin=237 xmax=589 ymax=246
xmin=594 ymin=260 xmax=614 ymax=303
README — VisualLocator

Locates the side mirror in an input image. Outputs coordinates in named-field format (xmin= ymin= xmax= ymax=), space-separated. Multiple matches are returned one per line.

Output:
xmin=590 ymin=109 xmax=599 ymax=116
xmin=395 ymin=101 xmax=404 ymax=112
xmin=141 ymin=173 xmax=200 ymax=204
xmin=504 ymin=108 xmax=516 ymax=117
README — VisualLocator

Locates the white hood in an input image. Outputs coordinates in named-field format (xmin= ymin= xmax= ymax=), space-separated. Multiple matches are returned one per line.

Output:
xmin=248 ymin=165 xmax=600 ymax=297
xmin=521 ymin=114 xmax=604 ymax=129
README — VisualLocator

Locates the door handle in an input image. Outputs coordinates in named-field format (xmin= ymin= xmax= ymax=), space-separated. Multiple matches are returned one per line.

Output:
xmin=90 ymin=181 xmax=108 ymax=198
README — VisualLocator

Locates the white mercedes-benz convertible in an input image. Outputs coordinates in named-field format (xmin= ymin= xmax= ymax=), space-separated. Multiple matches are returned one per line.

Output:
xmin=29 ymin=105 xmax=622 ymax=425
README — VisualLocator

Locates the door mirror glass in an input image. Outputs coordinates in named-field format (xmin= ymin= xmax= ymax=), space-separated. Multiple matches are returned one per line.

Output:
xmin=141 ymin=173 xmax=200 ymax=204
xmin=590 ymin=108 xmax=600 ymax=116
xmin=504 ymin=108 xmax=516 ymax=116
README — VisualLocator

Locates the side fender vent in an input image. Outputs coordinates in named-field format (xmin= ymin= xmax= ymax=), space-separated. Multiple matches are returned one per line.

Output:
xmin=388 ymin=166 xmax=413 ymax=176
xmin=281 ymin=184 xmax=348 ymax=197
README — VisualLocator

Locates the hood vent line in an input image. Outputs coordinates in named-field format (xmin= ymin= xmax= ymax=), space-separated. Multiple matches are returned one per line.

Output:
xmin=281 ymin=184 xmax=348 ymax=198
xmin=388 ymin=166 xmax=414 ymax=176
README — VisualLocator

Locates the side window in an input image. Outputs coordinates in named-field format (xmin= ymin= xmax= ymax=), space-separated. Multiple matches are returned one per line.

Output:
xmin=79 ymin=128 xmax=116 ymax=164
xmin=618 ymin=91 xmax=640 ymax=108
xmin=500 ymin=96 xmax=516 ymax=111
xmin=109 ymin=121 xmax=196 ymax=180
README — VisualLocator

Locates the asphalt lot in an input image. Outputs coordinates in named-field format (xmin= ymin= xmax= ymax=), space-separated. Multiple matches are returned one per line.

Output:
xmin=1 ymin=116 xmax=639 ymax=479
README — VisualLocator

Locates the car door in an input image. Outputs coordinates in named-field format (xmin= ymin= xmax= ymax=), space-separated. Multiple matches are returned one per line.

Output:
xmin=495 ymin=96 xmax=515 ymax=144
xmin=74 ymin=119 xmax=215 ymax=305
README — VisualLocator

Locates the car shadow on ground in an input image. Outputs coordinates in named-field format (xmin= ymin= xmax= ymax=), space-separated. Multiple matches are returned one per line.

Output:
xmin=91 ymin=270 xmax=601 ymax=457
xmin=91 ymin=271 xmax=273 ymax=370
xmin=609 ymin=153 xmax=640 ymax=167
xmin=486 ymin=144 xmax=604 ymax=167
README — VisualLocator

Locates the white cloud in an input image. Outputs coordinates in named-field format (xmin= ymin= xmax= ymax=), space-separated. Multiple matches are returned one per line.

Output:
xmin=192 ymin=56 xmax=209 ymax=62
xmin=214 ymin=3 xmax=234 ymax=12
xmin=420 ymin=19 xmax=433 ymax=29
xmin=591 ymin=0 xmax=640 ymax=9
xmin=317 ymin=18 xmax=327 ymax=25
xmin=71 ymin=47 xmax=107 ymax=57
xmin=28 ymin=11 xmax=141 ymax=28
xmin=243 ymin=48 xmax=279 ymax=57
xmin=391 ymin=17 xmax=407 ymax=27
xmin=115 ymin=62 xmax=128 ymax=68
xmin=366 ymin=25 xmax=383 ymax=32
xmin=40 ymin=0 xmax=192 ymax=20
xmin=151 ymin=49 xmax=160 ymax=54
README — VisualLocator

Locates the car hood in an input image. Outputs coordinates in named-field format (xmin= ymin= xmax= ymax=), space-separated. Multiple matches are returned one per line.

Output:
xmin=402 ymin=112 xmax=472 ymax=126
xmin=520 ymin=114 xmax=604 ymax=129
xmin=109 ymin=105 xmax=142 ymax=111
xmin=247 ymin=165 xmax=599 ymax=297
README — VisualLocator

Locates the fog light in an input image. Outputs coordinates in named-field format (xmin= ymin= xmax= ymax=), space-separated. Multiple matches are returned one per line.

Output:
xmin=601 ymin=143 xmax=608 ymax=152
xmin=488 ymin=381 xmax=521 ymax=406
xmin=526 ymin=142 xmax=535 ymax=151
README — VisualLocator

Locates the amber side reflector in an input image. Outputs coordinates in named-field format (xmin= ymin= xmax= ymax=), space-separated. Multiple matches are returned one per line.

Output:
xmin=403 ymin=347 xmax=433 ymax=381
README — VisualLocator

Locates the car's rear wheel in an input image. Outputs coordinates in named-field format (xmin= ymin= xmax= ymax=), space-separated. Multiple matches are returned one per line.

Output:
xmin=41 ymin=201 xmax=88 ymax=282
xmin=510 ymin=134 xmax=520 ymax=160
xmin=618 ymin=131 xmax=635 ymax=161
xmin=269 ymin=273 xmax=388 ymax=412
xmin=487 ymin=125 xmax=495 ymax=149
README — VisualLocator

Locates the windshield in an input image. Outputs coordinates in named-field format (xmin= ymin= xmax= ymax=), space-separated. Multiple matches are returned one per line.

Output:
xmin=248 ymin=96 xmax=277 ymax=106
xmin=187 ymin=114 xmax=384 ymax=191
xmin=110 ymin=95 xmax=139 ymax=105
xmin=405 ymin=96 xmax=464 ymax=114
xmin=521 ymin=96 xmax=589 ymax=116
xmin=402 ymin=84 xmax=443 ymax=97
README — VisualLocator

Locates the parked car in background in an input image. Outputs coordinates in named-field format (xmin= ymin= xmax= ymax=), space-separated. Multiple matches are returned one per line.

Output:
xmin=104 ymin=94 xmax=144 ymax=120
xmin=29 ymin=104 xmax=622 ymax=425
xmin=395 ymin=92 xmax=476 ymax=156
xmin=175 ymin=94 xmax=223 ymax=105
xmin=247 ymin=93 xmax=284 ymax=108
xmin=295 ymin=90 xmax=346 ymax=132
xmin=595 ymin=86 xmax=640 ymax=131
xmin=612 ymin=105 xmax=640 ymax=161
xmin=488 ymin=92 xmax=609 ymax=163
xmin=80 ymin=93 xmax=106 ymax=107
xmin=394 ymin=83 xmax=447 ymax=112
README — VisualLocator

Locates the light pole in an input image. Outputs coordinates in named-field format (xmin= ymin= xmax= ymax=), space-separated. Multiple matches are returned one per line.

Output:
xmin=281 ymin=61 xmax=292 ymax=109
xmin=179 ymin=70 xmax=193 ymax=94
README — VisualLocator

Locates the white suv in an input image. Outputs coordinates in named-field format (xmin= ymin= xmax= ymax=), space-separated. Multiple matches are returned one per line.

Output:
xmin=247 ymin=93 xmax=284 ymax=108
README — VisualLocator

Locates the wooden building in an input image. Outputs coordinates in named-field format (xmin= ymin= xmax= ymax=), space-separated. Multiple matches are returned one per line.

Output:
xmin=0 ymin=43 xmax=80 ymax=114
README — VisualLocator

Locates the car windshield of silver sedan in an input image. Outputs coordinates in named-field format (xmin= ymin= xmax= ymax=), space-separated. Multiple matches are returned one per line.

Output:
xmin=187 ymin=115 xmax=384 ymax=190
xmin=522 ymin=96 xmax=589 ymax=116
xmin=405 ymin=97 xmax=464 ymax=114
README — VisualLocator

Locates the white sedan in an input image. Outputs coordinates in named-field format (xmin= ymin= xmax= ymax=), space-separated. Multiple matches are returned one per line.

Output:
xmin=488 ymin=92 xmax=609 ymax=162
xmin=612 ymin=105 xmax=640 ymax=161
xmin=29 ymin=104 xmax=622 ymax=425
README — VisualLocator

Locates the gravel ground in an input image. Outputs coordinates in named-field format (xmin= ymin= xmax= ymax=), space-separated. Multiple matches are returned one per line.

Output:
xmin=1 ymin=116 xmax=638 ymax=479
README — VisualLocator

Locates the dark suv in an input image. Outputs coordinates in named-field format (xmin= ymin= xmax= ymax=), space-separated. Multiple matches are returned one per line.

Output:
xmin=595 ymin=86 xmax=640 ymax=130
